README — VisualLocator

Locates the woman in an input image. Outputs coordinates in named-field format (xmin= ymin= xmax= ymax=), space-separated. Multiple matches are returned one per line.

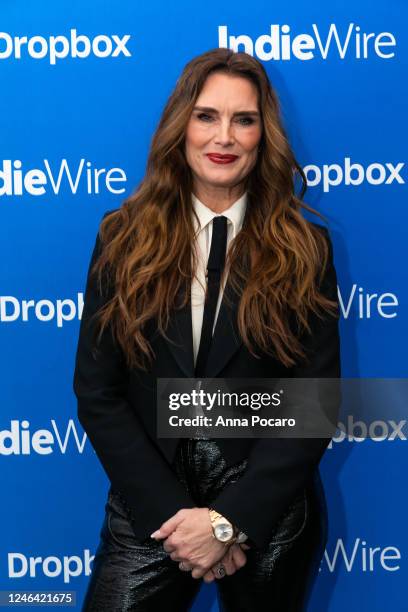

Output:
xmin=73 ymin=47 xmax=341 ymax=611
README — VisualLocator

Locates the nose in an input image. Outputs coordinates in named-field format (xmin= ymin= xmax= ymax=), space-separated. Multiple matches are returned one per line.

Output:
xmin=214 ymin=119 xmax=235 ymax=146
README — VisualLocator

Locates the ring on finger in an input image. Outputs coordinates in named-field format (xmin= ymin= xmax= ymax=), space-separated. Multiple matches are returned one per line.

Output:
xmin=179 ymin=561 xmax=191 ymax=572
xmin=213 ymin=563 xmax=226 ymax=578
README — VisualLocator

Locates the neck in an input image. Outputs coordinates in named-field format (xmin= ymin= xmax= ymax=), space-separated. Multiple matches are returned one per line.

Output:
xmin=192 ymin=183 xmax=246 ymax=213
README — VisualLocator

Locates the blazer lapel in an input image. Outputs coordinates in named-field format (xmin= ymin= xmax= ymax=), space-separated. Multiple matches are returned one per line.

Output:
xmin=163 ymin=285 xmax=195 ymax=378
xmin=163 ymin=270 xmax=244 ymax=379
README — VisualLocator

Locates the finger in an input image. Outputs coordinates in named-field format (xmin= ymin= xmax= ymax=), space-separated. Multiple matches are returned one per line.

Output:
xmin=203 ymin=569 xmax=215 ymax=583
xmin=240 ymin=543 xmax=251 ymax=550
xmin=209 ymin=548 xmax=233 ymax=580
xmin=162 ymin=539 xmax=177 ymax=554
xmin=212 ymin=563 xmax=233 ymax=578
xmin=179 ymin=561 xmax=194 ymax=572
xmin=191 ymin=567 xmax=205 ymax=579
xmin=211 ymin=566 xmax=226 ymax=579
xmin=150 ymin=510 xmax=185 ymax=539
xmin=230 ymin=545 xmax=247 ymax=569
xmin=215 ymin=549 xmax=235 ymax=577
xmin=191 ymin=546 xmax=227 ymax=579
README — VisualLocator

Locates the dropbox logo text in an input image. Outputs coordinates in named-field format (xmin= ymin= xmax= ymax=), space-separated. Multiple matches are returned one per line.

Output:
xmin=0 ymin=29 xmax=131 ymax=65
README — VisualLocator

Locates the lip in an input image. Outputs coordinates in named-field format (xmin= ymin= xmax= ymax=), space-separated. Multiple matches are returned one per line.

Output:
xmin=206 ymin=153 xmax=239 ymax=164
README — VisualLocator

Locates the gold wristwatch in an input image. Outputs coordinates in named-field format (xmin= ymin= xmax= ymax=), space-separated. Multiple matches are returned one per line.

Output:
xmin=208 ymin=508 xmax=249 ymax=548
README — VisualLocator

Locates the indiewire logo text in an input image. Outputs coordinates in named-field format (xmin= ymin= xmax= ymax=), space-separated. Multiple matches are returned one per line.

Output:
xmin=338 ymin=285 xmax=398 ymax=320
xmin=0 ymin=29 xmax=131 ymax=65
xmin=322 ymin=538 xmax=401 ymax=573
xmin=0 ymin=420 xmax=88 ymax=455
xmin=0 ymin=159 xmax=127 ymax=196
xmin=219 ymin=23 xmax=396 ymax=61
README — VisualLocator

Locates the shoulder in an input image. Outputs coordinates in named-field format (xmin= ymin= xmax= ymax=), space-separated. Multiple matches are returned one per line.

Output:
xmin=95 ymin=207 xmax=121 ymax=248
xmin=89 ymin=207 xmax=120 ymax=264
xmin=309 ymin=221 xmax=330 ymax=240
xmin=308 ymin=221 xmax=334 ymax=259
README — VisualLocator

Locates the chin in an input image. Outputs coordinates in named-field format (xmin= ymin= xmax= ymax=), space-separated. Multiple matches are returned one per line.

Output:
xmin=206 ymin=177 xmax=237 ymax=187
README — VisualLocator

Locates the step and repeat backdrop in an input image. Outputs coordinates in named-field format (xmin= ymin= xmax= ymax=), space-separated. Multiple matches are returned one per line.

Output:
xmin=1 ymin=1 xmax=406 ymax=610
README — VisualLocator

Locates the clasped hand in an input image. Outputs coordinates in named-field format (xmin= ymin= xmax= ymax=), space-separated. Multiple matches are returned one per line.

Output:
xmin=150 ymin=507 xmax=249 ymax=582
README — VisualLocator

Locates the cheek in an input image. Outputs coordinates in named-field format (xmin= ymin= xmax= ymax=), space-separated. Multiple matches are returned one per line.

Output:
xmin=239 ymin=134 xmax=261 ymax=162
xmin=241 ymin=128 xmax=262 ymax=150
xmin=185 ymin=123 xmax=209 ymax=149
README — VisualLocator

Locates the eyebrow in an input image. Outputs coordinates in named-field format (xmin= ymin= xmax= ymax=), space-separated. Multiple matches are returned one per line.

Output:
xmin=193 ymin=105 xmax=260 ymax=117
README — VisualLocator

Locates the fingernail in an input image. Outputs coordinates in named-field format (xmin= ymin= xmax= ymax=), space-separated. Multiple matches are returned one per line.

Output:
xmin=150 ymin=530 xmax=160 ymax=538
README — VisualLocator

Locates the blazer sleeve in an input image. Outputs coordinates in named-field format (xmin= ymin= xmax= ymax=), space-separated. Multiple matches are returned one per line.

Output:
xmin=210 ymin=226 xmax=341 ymax=549
xmin=72 ymin=211 xmax=196 ymax=540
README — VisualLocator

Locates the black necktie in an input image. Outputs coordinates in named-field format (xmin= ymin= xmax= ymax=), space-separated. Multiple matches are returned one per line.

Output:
xmin=195 ymin=215 xmax=228 ymax=377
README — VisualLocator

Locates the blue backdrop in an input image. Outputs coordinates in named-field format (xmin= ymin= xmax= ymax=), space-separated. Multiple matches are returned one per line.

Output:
xmin=1 ymin=1 xmax=406 ymax=610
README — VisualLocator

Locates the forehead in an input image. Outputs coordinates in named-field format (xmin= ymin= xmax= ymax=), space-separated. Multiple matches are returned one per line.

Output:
xmin=196 ymin=72 xmax=259 ymax=107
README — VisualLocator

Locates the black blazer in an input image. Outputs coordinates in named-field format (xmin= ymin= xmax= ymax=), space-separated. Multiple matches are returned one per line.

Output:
xmin=73 ymin=209 xmax=341 ymax=550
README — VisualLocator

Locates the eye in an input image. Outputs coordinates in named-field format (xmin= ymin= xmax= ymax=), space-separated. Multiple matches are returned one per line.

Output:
xmin=197 ymin=113 xmax=213 ymax=122
xmin=196 ymin=113 xmax=255 ymax=125
xmin=237 ymin=116 xmax=255 ymax=126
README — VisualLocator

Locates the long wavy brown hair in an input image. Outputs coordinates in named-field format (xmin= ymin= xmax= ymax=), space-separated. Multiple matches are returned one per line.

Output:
xmin=89 ymin=47 xmax=338 ymax=372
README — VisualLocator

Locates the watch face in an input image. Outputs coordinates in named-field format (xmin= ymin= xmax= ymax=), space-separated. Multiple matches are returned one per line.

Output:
xmin=214 ymin=523 xmax=234 ymax=542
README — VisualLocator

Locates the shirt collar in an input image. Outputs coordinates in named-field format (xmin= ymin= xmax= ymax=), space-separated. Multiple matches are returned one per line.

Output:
xmin=191 ymin=191 xmax=248 ymax=239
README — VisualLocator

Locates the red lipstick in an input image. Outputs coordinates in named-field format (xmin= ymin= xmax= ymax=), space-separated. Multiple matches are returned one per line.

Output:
xmin=206 ymin=153 xmax=238 ymax=164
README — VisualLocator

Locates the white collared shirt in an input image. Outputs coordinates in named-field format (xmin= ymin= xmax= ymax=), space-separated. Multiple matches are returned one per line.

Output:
xmin=191 ymin=191 xmax=248 ymax=366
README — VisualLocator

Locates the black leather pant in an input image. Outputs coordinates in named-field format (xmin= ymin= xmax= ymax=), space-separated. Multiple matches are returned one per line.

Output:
xmin=81 ymin=438 xmax=328 ymax=611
